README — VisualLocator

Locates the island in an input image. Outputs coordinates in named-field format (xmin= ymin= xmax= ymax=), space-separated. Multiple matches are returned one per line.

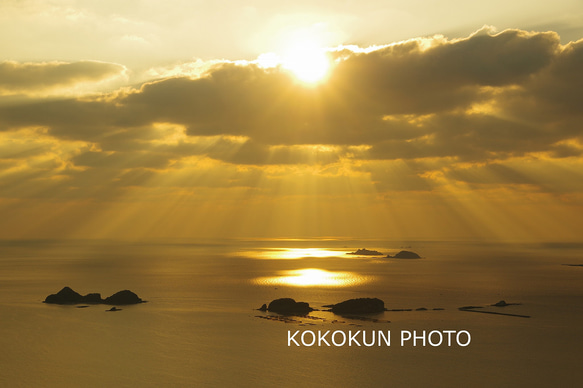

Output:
xmin=44 ymin=287 xmax=144 ymax=305
xmin=325 ymin=297 xmax=386 ymax=314
xmin=347 ymin=248 xmax=384 ymax=256
xmin=104 ymin=290 xmax=144 ymax=305
xmin=386 ymin=250 xmax=421 ymax=259
xmin=258 ymin=298 xmax=314 ymax=314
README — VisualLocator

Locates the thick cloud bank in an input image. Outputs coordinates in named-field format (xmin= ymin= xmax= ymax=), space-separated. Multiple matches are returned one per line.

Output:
xmin=1 ymin=28 xmax=582 ymax=239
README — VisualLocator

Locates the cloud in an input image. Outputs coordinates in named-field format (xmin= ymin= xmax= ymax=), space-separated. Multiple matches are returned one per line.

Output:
xmin=0 ymin=60 xmax=127 ymax=95
xmin=498 ymin=38 xmax=583 ymax=121
xmin=1 ymin=28 xmax=583 ymax=200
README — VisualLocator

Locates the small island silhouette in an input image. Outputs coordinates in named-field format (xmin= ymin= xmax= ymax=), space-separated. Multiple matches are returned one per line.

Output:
xmin=258 ymin=297 xmax=386 ymax=315
xmin=387 ymin=250 xmax=421 ymax=259
xmin=324 ymin=297 xmax=385 ymax=314
xmin=346 ymin=249 xmax=422 ymax=258
xmin=346 ymin=248 xmax=384 ymax=256
xmin=258 ymin=298 xmax=313 ymax=314
xmin=43 ymin=287 xmax=145 ymax=305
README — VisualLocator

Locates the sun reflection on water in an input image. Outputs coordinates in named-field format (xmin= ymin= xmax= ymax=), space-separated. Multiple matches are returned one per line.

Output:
xmin=238 ymin=248 xmax=349 ymax=260
xmin=254 ymin=268 xmax=370 ymax=287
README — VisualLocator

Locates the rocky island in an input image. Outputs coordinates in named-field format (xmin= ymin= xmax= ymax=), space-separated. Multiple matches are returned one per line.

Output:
xmin=44 ymin=287 xmax=144 ymax=305
xmin=387 ymin=250 xmax=421 ymax=259
xmin=325 ymin=297 xmax=386 ymax=314
xmin=258 ymin=298 xmax=314 ymax=314
xmin=347 ymin=248 xmax=384 ymax=256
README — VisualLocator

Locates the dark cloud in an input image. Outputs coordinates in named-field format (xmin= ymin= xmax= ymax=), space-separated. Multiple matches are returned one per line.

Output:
xmin=1 ymin=28 xmax=582 ymax=197
xmin=366 ymin=113 xmax=560 ymax=162
xmin=498 ymin=38 xmax=583 ymax=124
xmin=328 ymin=29 xmax=559 ymax=114
xmin=0 ymin=60 xmax=126 ymax=94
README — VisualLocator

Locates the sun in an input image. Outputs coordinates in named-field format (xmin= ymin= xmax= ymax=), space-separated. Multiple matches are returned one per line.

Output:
xmin=281 ymin=44 xmax=331 ymax=84
xmin=256 ymin=31 xmax=332 ymax=84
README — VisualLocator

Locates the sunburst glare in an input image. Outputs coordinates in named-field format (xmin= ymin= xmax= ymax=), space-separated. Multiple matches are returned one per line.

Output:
xmin=256 ymin=29 xmax=332 ymax=84
xmin=281 ymin=44 xmax=330 ymax=83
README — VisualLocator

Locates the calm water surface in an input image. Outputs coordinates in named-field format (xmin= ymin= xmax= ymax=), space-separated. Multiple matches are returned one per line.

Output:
xmin=1 ymin=239 xmax=582 ymax=387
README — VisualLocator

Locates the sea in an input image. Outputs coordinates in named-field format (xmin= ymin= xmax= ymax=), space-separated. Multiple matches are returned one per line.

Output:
xmin=0 ymin=239 xmax=581 ymax=387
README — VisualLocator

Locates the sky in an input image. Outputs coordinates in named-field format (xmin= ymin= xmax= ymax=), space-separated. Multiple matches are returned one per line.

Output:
xmin=1 ymin=0 xmax=583 ymax=241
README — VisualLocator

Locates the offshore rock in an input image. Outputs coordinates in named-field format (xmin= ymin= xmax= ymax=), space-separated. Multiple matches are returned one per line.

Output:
xmin=44 ymin=287 xmax=85 ymax=304
xmin=388 ymin=250 xmax=421 ymax=259
xmin=491 ymin=300 xmax=520 ymax=307
xmin=104 ymin=290 xmax=143 ymax=305
xmin=82 ymin=293 xmax=104 ymax=304
xmin=266 ymin=298 xmax=313 ymax=314
xmin=44 ymin=287 xmax=143 ymax=305
xmin=347 ymin=248 xmax=384 ymax=256
xmin=330 ymin=298 xmax=385 ymax=314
